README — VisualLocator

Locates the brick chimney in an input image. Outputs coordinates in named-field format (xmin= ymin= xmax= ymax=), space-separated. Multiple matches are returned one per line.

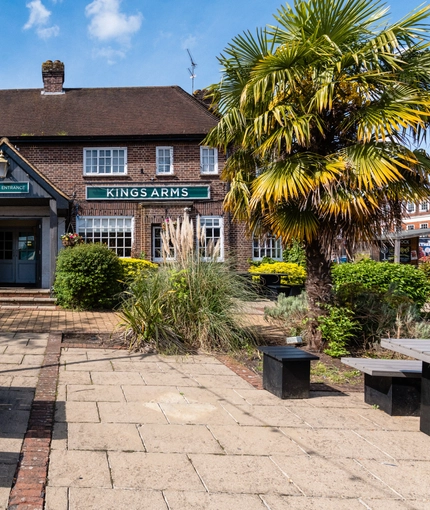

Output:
xmin=41 ymin=60 xmax=65 ymax=94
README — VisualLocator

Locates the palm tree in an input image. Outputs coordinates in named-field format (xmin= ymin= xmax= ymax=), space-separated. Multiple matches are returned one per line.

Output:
xmin=204 ymin=0 xmax=430 ymax=348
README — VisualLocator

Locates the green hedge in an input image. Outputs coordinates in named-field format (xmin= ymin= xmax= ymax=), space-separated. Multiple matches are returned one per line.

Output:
xmin=54 ymin=243 xmax=123 ymax=310
xmin=249 ymin=262 xmax=306 ymax=285
xmin=332 ymin=260 xmax=430 ymax=308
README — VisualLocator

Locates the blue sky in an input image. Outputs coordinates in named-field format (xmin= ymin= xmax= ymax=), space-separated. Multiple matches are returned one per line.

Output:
xmin=0 ymin=1 xmax=427 ymax=93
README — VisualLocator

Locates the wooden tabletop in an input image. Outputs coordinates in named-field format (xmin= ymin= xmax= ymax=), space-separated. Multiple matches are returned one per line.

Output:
xmin=381 ymin=338 xmax=430 ymax=363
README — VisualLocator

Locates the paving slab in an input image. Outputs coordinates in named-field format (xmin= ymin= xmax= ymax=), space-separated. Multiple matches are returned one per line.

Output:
xmin=209 ymin=424 xmax=307 ymax=456
xmin=66 ymin=384 xmax=125 ymax=402
xmin=121 ymin=385 xmax=187 ymax=403
xmin=356 ymin=459 xmax=430 ymax=499
xmin=290 ymin=406 xmax=383 ymax=430
xmin=220 ymin=402 xmax=309 ymax=427
xmin=139 ymin=424 xmax=224 ymax=454
xmin=177 ymin=386 xmax=249 ymax=406
xmin=189 ymin=453 xmax=298 ymax=494
xmin=358 ymin=498 xmax=430 ymax=509
xmin=283 ymin=428 xmax=394 ymax=460
xmin=48 ymin=450 xmax=112 ymax=488
xmin=108 ymin=452 xmax=205 ymax=491
xmin=140 ymin=371 xmax=200 ymax=386
xmin=55 ymin=401 xmax=100 ymax=423
xmin=98 ymin=401 xmax=168 ymax=424
xmin=271 ymin=455 xmax=399 ymax=499
xmin=360 ymin=430 xmax=430 ymax=460
xmin=261 ymin=495 xmax=368 ymax=509
xmin=159 ymin=402 xmax=237 ymax=425
xmin=68 ymin=488 xmax=168 ymax=510
xmin=67 ymin=422 xmax=144 ymax=451
xmin=164 ymin=490 xmax=268 ymax=509
xmin=90 ymin=370 xmax=145 ymax=385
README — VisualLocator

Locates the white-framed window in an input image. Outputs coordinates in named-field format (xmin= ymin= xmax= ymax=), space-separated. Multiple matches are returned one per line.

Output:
xmin=84 ymin=148 xmax=127 ymax=175
xmin=152 ymin=225 xmax=175 ymax=262
xmin=252 ymin=234 xmax=283 ymax=260
xmin=421 ymin=223 xmax=428 ymax=229
xmin=200 ymin=147 xmax=218 ymax=174
xmin=199 ymin=216 xmax=223 ymax=260
xmin=77 ymin=216 xmax=133 ymax=257
xmin=407 ymin=225 xmax=415 ymax=230
xmin=156 ymin=147 xmax=173 ymax=175
xmin=420 ymin=201 xmax=429 ymax=212
xmin=406 ymin=202 xmax=416 ymax=213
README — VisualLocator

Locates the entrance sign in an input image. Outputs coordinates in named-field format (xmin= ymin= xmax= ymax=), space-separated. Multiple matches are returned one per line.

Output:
xmin=86 ymin=185 xmax=210 ymax=200
xmin=0 ymin=182 xmax=29 ymax=193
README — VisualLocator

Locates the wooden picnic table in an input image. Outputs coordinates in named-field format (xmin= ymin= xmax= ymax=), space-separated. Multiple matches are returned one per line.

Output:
xmin=381 ymin=338 xmax=430 ymax=435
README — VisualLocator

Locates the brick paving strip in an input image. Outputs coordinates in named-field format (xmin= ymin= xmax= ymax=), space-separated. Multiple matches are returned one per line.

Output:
xmin=8 ymin=333 xmax=62 ymax=510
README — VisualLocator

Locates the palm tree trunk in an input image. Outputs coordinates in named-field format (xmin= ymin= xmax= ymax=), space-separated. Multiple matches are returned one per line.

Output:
xmin=305 ymin=238 xmax=333 ymax=350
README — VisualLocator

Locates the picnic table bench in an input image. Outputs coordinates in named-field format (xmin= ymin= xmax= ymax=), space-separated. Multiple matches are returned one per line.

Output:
xmin=380 ymin=338 xmax=430 ymax=435
xmin=341 ymin=357 xmax=422 ymax=416
xmin=258 ymin=346 xmax=319 ymax=399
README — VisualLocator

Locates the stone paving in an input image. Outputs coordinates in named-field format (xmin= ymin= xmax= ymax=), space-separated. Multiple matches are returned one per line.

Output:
xmin=0 ymin=309 xmax=430 ymax=509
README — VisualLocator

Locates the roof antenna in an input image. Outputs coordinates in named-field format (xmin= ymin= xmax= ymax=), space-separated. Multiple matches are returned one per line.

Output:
xmin=187 ymin=49 xmax=197 ymax=94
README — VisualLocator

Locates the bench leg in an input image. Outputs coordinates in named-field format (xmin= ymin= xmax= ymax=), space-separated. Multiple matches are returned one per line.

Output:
xmin=262 ymin=355 xmax=311 ymax=399
xmin=420 ymin=362 xmax=430 ymax=434
xmin=364 ymin=374 xmax=421 ymax=416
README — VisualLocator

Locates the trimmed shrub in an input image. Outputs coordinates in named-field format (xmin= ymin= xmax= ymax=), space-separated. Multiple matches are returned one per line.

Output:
xmin=54 ymin=243 xmax=123 ymax=309
xmin=249 ymin=262 xmax=306 ymax=285
xmin=119 ymin=258 xmax=157 ymax=283
xmin=332 ymin=260 xmax=430 ymax=309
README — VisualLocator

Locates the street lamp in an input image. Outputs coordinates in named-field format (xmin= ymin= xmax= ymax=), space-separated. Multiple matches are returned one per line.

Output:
xmin=0 ymin=151 xmax=9 ymax=178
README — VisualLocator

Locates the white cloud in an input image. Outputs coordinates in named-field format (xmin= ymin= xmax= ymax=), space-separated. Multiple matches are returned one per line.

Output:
xmin=92 ymin=46 xmax=126 ymax=65
xmin=23 ymin=0 xmax=59 ymax=39
xmin=181 ymin=35 xmax=197 ymax=51
xmin=85 ymin=0 xmax=143 ymax=44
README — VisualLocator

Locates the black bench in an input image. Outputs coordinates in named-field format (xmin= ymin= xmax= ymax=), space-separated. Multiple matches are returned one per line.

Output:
xmin=258 ymin=346 xmax=319 ymax=399
xmin=341 ymin=358 xmax=422 ymax=416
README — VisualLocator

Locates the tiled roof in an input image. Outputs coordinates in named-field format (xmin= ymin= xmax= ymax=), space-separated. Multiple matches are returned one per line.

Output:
xmin=0 ymin=86 xmax=218 ymax=138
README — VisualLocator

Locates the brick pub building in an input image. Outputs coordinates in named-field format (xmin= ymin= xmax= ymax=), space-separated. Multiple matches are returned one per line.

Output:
xmin=0 ymin=61 xmax=280 ymax=289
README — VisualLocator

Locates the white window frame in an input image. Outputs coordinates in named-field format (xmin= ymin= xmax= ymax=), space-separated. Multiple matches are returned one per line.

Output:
xmin=421 ymin=223 xmax=428 ymax=229
xmin=156 ymin=147 xmax=174 ymax=175
xmin=199 ymin=216 xmax=223 ymax=261
xmin=407 ymin=225 xmax=415 ymax=230
xmin=200 ymin=146 xmax=218 ymax=175
xmin=420 ymin=201 xmax=429 ymax=212
xmin=252 ymin=234 xmax=283 ymax=261
xmin=406 ymin=202 xmax=416 ymax=213
xmin=83 ymin=147 xmax=127 ymax=175
xmin=77 ymin=216 xmax=134 ymax=257
xmin=152 ymin=225 xmax=176 ymax=262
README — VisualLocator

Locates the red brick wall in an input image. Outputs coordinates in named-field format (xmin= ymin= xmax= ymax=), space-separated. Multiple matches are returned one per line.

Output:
xmin=17 ymin=140 xmax=253 ymax=270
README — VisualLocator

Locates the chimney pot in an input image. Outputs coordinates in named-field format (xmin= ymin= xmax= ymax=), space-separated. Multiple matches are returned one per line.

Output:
xmin=42 ymin=60 xmax=65 ymax=94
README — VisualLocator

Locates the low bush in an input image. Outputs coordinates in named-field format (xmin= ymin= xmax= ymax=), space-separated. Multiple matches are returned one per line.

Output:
xmin=264 ymin=293 xmax=309 ymax=339
xmin=54 ymin=243 xmax=123 ymax=309
xmin=332 ymin=259 xmax=430 ymax=309
xmin=119 ymin=258 xmax=157 ymax=283
xmin=317 ymin=305 xmax=359 ymax=357
xmin=249 ymin=262 xmax=306 ymax=285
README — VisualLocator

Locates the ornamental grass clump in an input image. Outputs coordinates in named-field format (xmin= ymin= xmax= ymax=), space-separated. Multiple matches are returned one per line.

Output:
xmin=119 ymin=212 xmax=259 ymax=353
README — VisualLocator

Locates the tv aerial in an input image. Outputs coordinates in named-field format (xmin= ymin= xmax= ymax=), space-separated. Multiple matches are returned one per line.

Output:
xmin=187 ymin=49 xmax=197 ymax=93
